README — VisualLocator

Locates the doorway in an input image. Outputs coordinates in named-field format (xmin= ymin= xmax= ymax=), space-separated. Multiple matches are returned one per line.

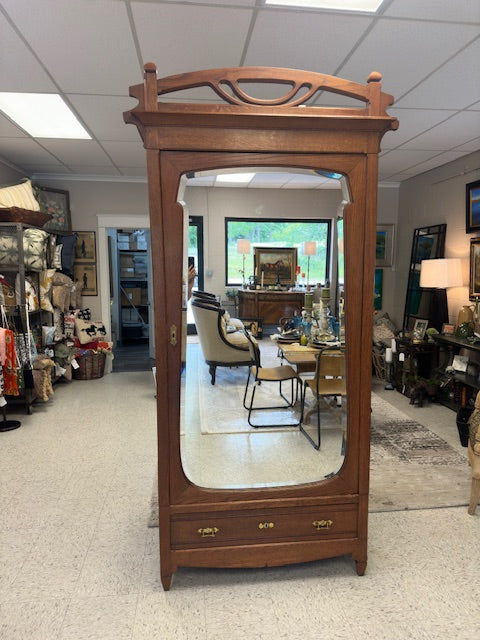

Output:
xmin=108 ymin=226 xmax=155 ymax=371
xmin=187 ymin=215 xmax=204 ymax=333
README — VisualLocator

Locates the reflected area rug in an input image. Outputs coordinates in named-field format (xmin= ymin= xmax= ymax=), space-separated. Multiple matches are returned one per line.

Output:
xmin=149 ymin=391 xmax=470 ymax=525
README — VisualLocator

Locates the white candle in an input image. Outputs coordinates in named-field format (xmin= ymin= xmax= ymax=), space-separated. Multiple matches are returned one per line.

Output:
xmin=385 ymin=347 xmax=393 ymax=363
xmin=399 ymin=353 xmax=405 ymax=362
xmin=261 ymin=272 xmax=264 ymax=288
xmin=391 ymin=338 xmax=397 ymax=353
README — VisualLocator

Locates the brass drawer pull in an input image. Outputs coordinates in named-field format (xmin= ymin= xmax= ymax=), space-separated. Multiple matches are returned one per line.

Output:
xmin=198 ymin=527 xmax=219 ymax=537
xmin=258 ymin=522 xmax=275 ymax=530
xmin=312 ymin=519 xmax=333 ymax=530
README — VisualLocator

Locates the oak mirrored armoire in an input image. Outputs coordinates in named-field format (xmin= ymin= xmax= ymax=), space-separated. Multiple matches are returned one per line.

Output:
xmin=124 ymin=65 xmax=398 ymax=590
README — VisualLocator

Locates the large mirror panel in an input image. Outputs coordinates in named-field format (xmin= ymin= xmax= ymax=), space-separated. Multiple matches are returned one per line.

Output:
xmin=179 ymin=167 xmax=350 ymax=489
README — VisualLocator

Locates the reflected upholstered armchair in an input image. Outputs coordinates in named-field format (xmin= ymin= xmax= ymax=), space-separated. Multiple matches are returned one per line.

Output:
xmin=191 ymin=299 xmax=253 ymax=385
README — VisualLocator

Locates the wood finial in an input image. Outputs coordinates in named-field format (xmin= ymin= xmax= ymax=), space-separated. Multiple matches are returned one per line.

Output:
xmin=144 ymin=62 xmax=157 ymax=73
xmin=367 ymin=71 xmax=382 ymax=83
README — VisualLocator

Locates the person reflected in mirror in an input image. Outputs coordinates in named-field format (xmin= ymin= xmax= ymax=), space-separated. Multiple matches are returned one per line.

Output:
xmin=187 ymin=264 xmax=196 ymax=300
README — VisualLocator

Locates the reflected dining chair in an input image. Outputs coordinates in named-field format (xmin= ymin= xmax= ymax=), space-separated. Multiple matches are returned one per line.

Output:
xmin=300 ymin=346 xmax=346 ymax=450
xmin=242 ymin=329 xmax=302 ymax=428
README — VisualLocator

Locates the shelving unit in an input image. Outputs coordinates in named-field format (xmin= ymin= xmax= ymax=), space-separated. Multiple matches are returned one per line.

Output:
xmin=117 ymin=231 xmax=149 ymax=343
xmin=0 ymin=222 xmax=52 ymax=414
xmin=432 ymin=333 xmax=480 ymax=411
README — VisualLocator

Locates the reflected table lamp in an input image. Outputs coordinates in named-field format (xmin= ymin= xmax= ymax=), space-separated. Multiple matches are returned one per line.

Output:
xmin=303 ymin=241 xmax=317 ymax=287
xmin=237 ymin=239 xmax=251 ymax=287
xmin=420 ymin=258 xmax=463 ymax=330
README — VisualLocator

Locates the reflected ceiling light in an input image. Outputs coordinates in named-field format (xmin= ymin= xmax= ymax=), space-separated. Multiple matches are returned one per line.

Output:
xmin=264 ymin=0 xmax=384 ymax=11
xmin=0 ymin=93 xmax=91 ymax=139
xmin=216 ymin=173 xmax=255 ymax=184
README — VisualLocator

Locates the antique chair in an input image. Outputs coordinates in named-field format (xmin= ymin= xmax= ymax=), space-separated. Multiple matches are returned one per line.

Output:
xmin=242 ymin=328 xmax=301 ymax=428
xmin=300 ymin=346 xmax=347 ymax=450
xmin=467 ymin=391 xmax=480 ymax=515
xmin=191 ymin=290 xmax=244 ymax=331
xmin=191 ymin=299 xmax=252 ymax=385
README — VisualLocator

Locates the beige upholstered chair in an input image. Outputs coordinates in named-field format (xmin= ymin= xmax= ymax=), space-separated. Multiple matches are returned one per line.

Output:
xmin=300 ymin=346 xmax=346 ymax=450
xmin=191 ymin=299 xmax=252 ymax=385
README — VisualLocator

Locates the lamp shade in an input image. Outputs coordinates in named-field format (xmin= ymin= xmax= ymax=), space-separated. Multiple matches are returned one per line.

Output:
xmin=237 ymin=238 xmax=251 ymax=254
xmin=303 ymin=241 xmax=317 ymax=256
xmin=420 ymin=258 xmax=462 ymax=288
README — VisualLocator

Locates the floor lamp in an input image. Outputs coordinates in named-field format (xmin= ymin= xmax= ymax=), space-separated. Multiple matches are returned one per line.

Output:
xmin=303 ymin=241 xmax=316 ymax=287
xmin=237 ymin=239 xmax=251 ymax=288
xmin=420 ymin=258 xmax=463 ymax=330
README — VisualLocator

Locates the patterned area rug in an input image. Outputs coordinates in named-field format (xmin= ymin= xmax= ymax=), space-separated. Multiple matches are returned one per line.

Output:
xmin=149 ymin=391 xmax=470 ymax=525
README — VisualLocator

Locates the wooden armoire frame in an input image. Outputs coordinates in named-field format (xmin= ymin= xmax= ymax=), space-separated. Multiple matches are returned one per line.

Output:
xmin=124 ymin=65 xmax=398 ymax=590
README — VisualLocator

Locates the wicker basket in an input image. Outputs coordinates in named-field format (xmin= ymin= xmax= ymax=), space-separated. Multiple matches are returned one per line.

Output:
xmin=372 ymin=351 xmax=387 ymax=382
xmin=73 ymin=352 xmax=106 ymax=380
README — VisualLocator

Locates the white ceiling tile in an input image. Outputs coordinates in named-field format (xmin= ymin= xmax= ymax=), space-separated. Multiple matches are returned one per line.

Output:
xmin=0 ymin=138 xmax=65 ymax=165
xmin=101 ymin=141 xmax=147 ymax=167
xmin=1 ymin=0 xmax=141 ymax=94
xmin=66 ymin=166 xmax=121 ymax=176
xmin=396 ymin=38 xmax=480 ymax=109
xmin=400 ymin=151 xmax=469 ymax=176
xmin=399 ymin=111 xmax=480 ymax=151
xmin=384 ymin=0 xmax=480 ymax=22
xmin=378 ymin=149 xmax=445 ymax=174
xmin=0 ymin=113 xmax=28 ymax=137
xmin=0 ymin=12 xmax=57 ymax=93
xmin=39 ymin=140 xmax=114 ymax=166
xmin=132 ymin=4 xmax=253 ymax=77
xmin=453 ymin=136 xmax=480 ymax=153
xmin=338 ymin=18 xmax=479 ymax=98
xmin=67 ymin=95 xmax=140 ymax=141
xmin=118 ymin=166 xmax=148 ymax=177
xmin=245 ymin=11 xmax=373 ymax=73
xmin=381 ymin=108 xmax=456 ymax=148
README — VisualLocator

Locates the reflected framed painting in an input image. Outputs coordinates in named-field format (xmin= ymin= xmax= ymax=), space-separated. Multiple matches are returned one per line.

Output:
xmin=375 ymin=224 xmax=394 ymax=267
xmin=466 ymin=179 xmax=480 ymax=233
xmin=254 ymin=247 xmax=297 ymax=286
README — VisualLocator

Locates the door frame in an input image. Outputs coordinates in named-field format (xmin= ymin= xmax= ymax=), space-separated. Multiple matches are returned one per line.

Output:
xmin=97 ymin=214 xmax=154 ymax=357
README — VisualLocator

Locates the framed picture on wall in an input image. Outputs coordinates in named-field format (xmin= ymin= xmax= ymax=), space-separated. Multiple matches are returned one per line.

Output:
xmin=469 ymin=237 xmax=480 ymax=299
xmin=375 ymin=224 xmax=395 ymax=267
xmin=74 ymin=231 xmax=96 ymax=263
xmin=466 ymin=179 xmax=480 ymax=233
xmin=254 ymin=247 xmax=297 ymax=286
xmin=74 ymin=263 xmax=97 ymax=296
xmin=34 ymin=186 xmax=72 ymax=232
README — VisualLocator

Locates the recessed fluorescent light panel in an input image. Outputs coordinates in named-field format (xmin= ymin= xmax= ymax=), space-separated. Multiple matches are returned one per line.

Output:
xmin=216 ymin=173 xmax=255 ymax=184
xmin=264 ymin=0 xmax=384 ymax=12
xmin=0 ymin=93 xmax=91 ymax=139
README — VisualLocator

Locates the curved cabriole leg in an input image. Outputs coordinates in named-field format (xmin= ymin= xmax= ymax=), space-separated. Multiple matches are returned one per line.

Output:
xmin=355 ymin=559 xmax=367 ymax=576
xmin=209 ymin=365 xmax=216 ymax=385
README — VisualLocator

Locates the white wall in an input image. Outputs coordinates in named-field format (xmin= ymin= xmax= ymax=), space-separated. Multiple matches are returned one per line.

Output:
xmin=393 ymin=150 xmax=480 ymax=329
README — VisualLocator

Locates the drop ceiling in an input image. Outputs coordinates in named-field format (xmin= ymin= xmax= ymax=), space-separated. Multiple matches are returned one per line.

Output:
xmin=0 ymin=0 xmax=479 ymax=188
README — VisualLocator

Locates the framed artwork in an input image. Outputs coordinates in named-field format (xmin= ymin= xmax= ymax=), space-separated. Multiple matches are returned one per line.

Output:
xmin=413 ymin=318 xmax=428 ymax=340
xmin=74 ymin=263 xmax=97 ymax=296
xmin=442 ymin=323 xmax=455 ymax=335
xmin=254 ymin=247 xmax=297 ymax=286
xmin=375 ymin=224 xmax=395 ymax=267
xmin=466 ymin=179 xmax=480 ymax=233
xmin=74 ymin=231 xmax=96 ymax=263
xmin=34 ymin=186 xmax=71 ymax=232
xmin=374 ymin=268 xmax=383 ymax=310
xmin=469 ymin=237 xmax=480 ymax=299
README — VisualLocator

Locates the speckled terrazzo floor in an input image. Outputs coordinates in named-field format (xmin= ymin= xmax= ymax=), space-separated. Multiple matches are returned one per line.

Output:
xmin=1 ymin=370 xmax=479 ymax=640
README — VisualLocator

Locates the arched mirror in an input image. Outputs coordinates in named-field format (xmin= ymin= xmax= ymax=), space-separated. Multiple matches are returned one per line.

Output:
xmin=125 ymin=65 xmax=397 ymax=589
xmin=178 ymin=167 xmax=350 ymax=489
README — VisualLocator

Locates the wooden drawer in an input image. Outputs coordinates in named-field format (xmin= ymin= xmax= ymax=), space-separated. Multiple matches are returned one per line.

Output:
xmin=171 ymin=505 xmax=357 ymax=548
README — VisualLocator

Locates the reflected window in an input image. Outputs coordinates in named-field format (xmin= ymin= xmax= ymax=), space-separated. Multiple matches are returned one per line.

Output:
xmin=225 ymin=217 xmax=331 ymax=286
